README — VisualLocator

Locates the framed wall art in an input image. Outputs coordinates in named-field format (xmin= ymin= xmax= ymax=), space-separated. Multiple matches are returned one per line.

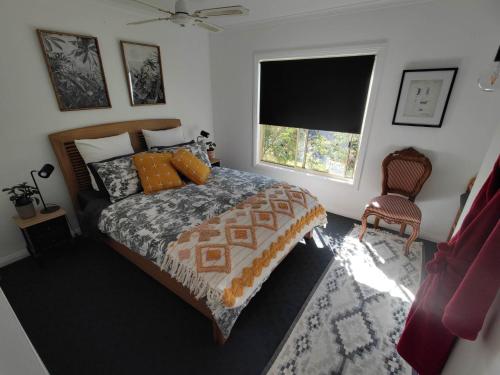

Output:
xmin=120 ymin=41 xmax=166 ymax=106
xmin=37 ymin=29 xmax=111 ymax=111
xmin=392 ymin=68 xmax=458 ymax=128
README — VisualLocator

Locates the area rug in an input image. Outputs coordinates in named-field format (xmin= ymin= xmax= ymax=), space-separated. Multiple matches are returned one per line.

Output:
xmin=264 ymin=225 xmax=422 ymax=375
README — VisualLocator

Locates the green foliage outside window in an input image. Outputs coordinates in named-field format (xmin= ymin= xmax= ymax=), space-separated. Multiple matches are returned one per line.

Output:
xmin=260 ymin=125 xmax=360 ymax=179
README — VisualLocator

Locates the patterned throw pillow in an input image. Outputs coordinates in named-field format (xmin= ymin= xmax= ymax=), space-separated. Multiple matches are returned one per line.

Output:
xmin=88 ymin=154 xmax=141 ymax=203
xmin=133 ymin=152 xmax=184 ymax=194
xmin=171 ymin=149 xmax=211 ymax=185
xmin=151 ymin=142 xmax=211 ymax=168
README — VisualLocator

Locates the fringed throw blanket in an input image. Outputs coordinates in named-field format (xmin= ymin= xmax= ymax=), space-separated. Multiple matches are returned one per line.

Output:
xmin=160 ymin=183 xmax=327 ymax=336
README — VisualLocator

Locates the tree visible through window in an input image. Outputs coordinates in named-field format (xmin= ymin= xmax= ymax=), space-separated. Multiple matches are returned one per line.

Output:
xmin=260 ymin=125 xmax=360 ymax=180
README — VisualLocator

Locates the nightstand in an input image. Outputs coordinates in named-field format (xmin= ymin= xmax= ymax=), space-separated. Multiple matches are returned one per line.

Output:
xmin=13 ymin=208 xmax=73 ymax=260
xmin=210 ymin=158 xmax=221 ymax=167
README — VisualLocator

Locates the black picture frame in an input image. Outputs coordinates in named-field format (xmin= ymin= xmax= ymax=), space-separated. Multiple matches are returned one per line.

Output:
xmin=392 ymin=68 xmax=458 ymax=128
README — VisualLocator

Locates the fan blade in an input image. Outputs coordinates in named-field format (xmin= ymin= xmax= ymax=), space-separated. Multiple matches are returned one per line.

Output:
xmin=193 ymin=5 xmax=249 ymax=18
xmin=194 ymin=20 xmax=224 ymax=32
xmin=127 ymin=17 xmax=170 ymax=25
xmin=128 ymin=0 xmax=173 ymax=15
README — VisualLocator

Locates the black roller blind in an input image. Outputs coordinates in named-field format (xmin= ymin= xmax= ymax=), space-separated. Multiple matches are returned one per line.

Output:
xmin=259 ymin=55 xmax=375 ymax=134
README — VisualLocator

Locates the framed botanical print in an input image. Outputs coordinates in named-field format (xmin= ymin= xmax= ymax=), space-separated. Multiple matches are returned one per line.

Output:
xmin=392 ymin=68 xmax=458 ymax=128
xmin=37 ymin=29 xmax=111 ymax=111
xmin=120 ymin=41 xmax=166 ymax=106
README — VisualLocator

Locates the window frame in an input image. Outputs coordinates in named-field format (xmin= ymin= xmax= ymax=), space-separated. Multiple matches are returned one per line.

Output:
xmin=252 ymin=42 xmax=386 ymax=190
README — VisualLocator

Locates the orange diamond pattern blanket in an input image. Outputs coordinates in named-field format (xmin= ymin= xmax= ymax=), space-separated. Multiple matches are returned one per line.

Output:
xmin=160 ymin=183 xmax=327 ymax=314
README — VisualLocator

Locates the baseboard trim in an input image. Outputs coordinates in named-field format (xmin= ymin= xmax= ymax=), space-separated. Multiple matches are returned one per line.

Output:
xmin=323 ymin=206 xmax=442 ymax=243
xmin=0 ymin=248 xmax=29 ymax=268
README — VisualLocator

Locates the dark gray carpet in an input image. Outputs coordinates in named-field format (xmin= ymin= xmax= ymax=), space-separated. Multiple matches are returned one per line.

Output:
xmin=0 ymin=213 xmax=436 ymax=375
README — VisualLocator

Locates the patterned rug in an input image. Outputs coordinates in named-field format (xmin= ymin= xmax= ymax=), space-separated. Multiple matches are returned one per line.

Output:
xmin=265 ymin=225 xmax=422 ymax=375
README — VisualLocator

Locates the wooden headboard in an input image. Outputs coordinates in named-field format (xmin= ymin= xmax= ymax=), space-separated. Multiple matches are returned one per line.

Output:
xmin=49 ymin=118 xmax=181 ymax=211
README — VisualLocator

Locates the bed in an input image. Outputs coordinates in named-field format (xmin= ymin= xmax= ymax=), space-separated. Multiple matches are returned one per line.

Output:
xmin=49 ymin=119 xmax=327 ymax=344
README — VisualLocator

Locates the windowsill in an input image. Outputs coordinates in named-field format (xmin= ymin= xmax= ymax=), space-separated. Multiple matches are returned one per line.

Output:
xmin=255 ymin=161 xmax=355 ymax=186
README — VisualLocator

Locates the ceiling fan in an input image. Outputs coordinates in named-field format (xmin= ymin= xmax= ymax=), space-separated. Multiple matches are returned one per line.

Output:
xmin=127 ymin=0 xmax=249 ymax=32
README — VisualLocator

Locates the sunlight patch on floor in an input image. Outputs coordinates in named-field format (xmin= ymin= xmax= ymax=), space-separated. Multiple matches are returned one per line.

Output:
xmin=312 ymin=228 xmax=324 ymax=248
xmin=314 ymin=228 xmax=343 ymax=253
xmin=311 ymin=226 xmax=418 ymax=303
xmin=341 ymin=235 xmax=416 ymax=303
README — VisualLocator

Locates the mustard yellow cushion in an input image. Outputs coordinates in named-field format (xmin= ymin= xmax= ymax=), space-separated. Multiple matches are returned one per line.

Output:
xmin=171 ymin=149 xmax=211 ymax=185
xmin=133 ymin=152 xmax=183 ymax=194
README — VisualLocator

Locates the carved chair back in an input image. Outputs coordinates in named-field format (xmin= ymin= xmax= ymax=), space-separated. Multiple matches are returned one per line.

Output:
xmin=381 ymin=147 xmax=432 ymax=202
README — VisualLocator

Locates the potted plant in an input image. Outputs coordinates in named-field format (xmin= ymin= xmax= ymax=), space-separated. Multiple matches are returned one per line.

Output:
xmin=3 ymin=182 xmax=40 ymax=219
xmin=206 ymin=141 xmax=217 ymax=161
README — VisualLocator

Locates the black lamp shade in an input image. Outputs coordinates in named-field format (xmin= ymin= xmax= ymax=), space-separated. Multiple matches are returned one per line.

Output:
xmin=200 ymin=130 xmax=210 ymax=138
xmin=38 ymin=164 xmax=54 ymax=179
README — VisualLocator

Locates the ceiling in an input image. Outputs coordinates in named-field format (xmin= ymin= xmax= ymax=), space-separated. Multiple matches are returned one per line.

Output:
xmin=112 ymin=0 xmax=431 ymax=27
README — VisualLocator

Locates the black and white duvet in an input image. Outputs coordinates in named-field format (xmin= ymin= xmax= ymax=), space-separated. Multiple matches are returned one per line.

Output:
xmin=98 ymin=167 xmax=279 ymax=266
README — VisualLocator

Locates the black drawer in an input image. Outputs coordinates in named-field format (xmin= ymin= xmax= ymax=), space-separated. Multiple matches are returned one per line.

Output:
xmin=25 ymin=216 xmax=72 ymax=253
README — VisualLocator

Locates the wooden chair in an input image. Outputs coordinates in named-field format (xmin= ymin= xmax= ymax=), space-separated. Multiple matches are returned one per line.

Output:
xmin=359 ymin=147 xmax=432 ymax=255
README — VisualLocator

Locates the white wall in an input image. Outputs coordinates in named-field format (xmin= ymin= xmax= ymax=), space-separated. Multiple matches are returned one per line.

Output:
xmin=0 ymin=0 xmax=213 ymax=262
xmin=442 ymin=125 xmax=500 ymax=375
xmin=209 ymin=0 xmax=500 ymax=242
xmin=0 ymin=288 xmax=49 ymax=375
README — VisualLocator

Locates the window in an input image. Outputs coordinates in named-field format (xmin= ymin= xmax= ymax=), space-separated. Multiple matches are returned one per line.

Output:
xmin=257 ymin=54 xmax=375 ymax=181
xmin=260 ymin=125 xmax=360 ymax=179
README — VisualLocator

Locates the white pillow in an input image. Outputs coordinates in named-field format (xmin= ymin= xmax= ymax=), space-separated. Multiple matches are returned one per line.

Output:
xmin=75 ymin=132 xmax=135 ymax=190
xmin=142 ymin=127 xmax=186 ymax=150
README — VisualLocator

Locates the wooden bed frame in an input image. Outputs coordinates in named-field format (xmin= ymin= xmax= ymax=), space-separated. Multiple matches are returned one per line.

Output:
xmin=49 ymin=119 xmax=311 ymax=345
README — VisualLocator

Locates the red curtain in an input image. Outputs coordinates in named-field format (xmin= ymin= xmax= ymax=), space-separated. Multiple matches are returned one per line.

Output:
xmin=397 ymin=156 xmax=500 ymax=375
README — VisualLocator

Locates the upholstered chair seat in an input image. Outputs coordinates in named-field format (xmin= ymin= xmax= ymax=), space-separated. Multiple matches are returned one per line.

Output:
xmin=359 ymin=148 xmax=432 ymax=255
xmin=366 ymin=195 xmax=421 ymax=223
